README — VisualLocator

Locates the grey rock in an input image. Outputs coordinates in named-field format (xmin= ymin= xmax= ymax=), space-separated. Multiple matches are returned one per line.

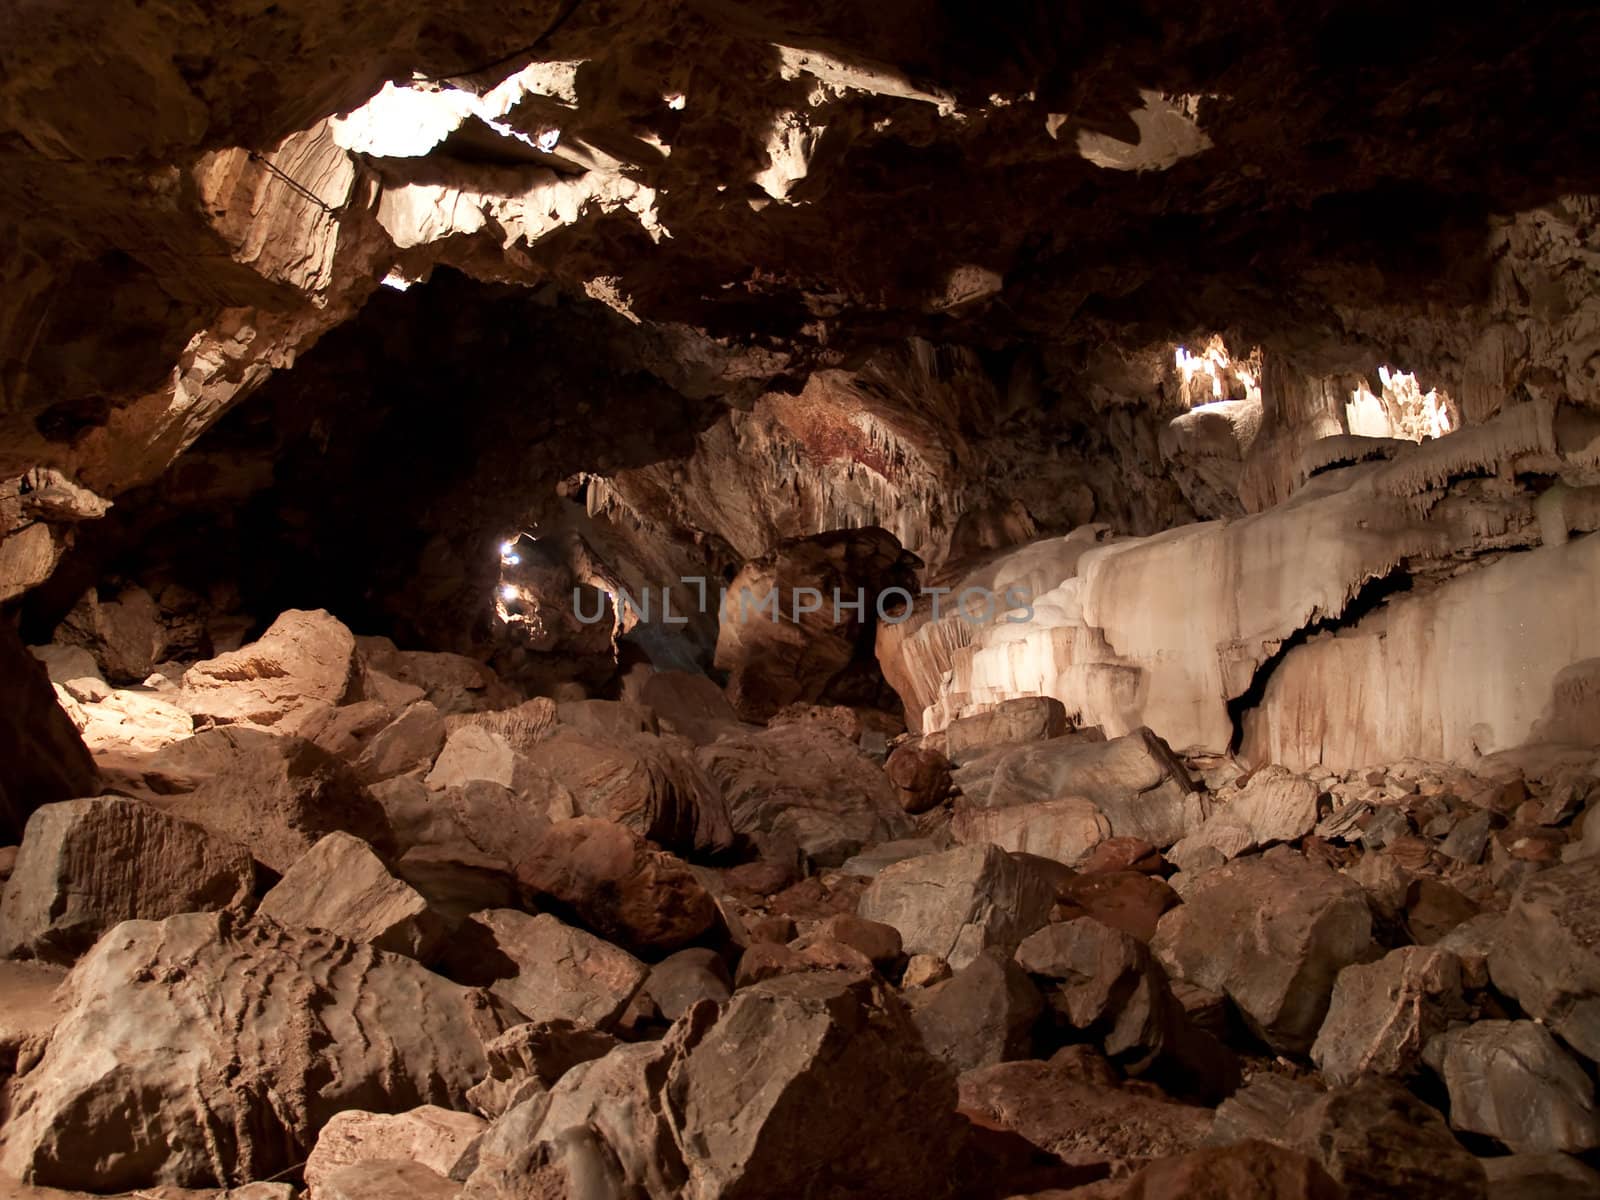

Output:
xmin=1425 ymin=1020 xmax=1600 ymax=1153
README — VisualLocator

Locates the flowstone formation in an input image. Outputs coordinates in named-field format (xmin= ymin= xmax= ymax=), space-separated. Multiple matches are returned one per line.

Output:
xmin=4 ymin=3 xmax=1600 ymax=1198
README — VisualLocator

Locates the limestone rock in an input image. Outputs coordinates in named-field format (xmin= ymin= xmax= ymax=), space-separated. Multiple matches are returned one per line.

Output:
xmin=426 ymin=725 xmax=519 ymax=790
xmin=884 ymin=740 xmax=953 ymax=814
xmin=1212 ymin=1075 xmax=1488 ymax=1200
xmin=1054 ymin=871 xmax=1179 ymax=942
xmin=465 ymin=1019 xmax=619 ymax=1119
xmin=1311 ymin=946 xmax=1470 ymax=1085
xmin=1481 ymin=1152 xmax=1600 ymax=1200
xmin=515 ymin=818 xmax=718 ymax=957
xmin=257 ymin=831 xmax=443 ymax=960
xmin=1151 ymin=850 xmax=1375 ymax=1054
xmin=0 ymin=912 xmax=516 ymax=1190
xmin=904 ymin=948 xmax=1043 ymax=1072
xmin=356 ymin=637 xmax=514 ymax=716
xmin=448 ymin=910 xmax=647 ymax=1031
xmin=305 ymin=1106 xmax=484 ymax=1197
xmin=959 ymin=1055 xmax=1213 ymax=1174
xmin=1425 ymin=1020 xmax=1600 ymax=1153
xmin=52 ymin=586 xmax=167 ymax=684
xmin=319 ymin=1159 xmax=463 ymax=1199
xmin=0 ymin=959 xmax=66 ymax=1076
xmin=107 ymin=726 xmax=392 ymax=875
xmin=974 ymin=728 xmax=1201 ymax=851
xmin=0 ymin=796 xmax=254 ymax=964
xmin=1488 ymin=858 xmax=1600 ymax=1064
xmin=857 ymin=844 xmax=1057 ymax=970
xmin=699 ymin=722 xmax=908 ymax=866
xmin=636 ymin=670 xmax=744 ymax=744
xmin=0 ymin=621 xmax=98 ymax=845
xmin=352 ymin=700 xmax=446 ymax=783
xmin=530 ymin=728 xmax=735 ymax=858
xmin=944 ymin=697 xmax=1069 ymax=763
xmin=178 ymin=608 xmax=357 ymax=729
xmin=1171 ymin=767 xmax=1321 ymax=865
xmin=643 ymin=947 xmax=732 ymax=1021
xmin=662 ymin=971 xmax=961 ymax=1200
xmin=1094 ymin=1140 xmax=1345 ymax=1200
xmin=952 ymin=796 xmax=1114 ymax=867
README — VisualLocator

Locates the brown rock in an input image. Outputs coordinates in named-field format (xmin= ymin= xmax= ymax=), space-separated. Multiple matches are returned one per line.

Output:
xmin=515 ymin=817 xmax=718 ymax=957
xmin=319 ymin=1159 xmax=463 ymax=1199
xmin=109 ymin=725 xmax=393 ymax=875
xmin=959 ymin=1056 xmax=1213 ymax=1174
xmin=944 ymin=697 xmax=1069 ymax=763
xmin=644 ymin=947 xmax=733 ymax=1020
xmin=1488 ymin=858 xmax=1600 ymax=1065
xmin=1080 ymin=837 xmax=1164 ymax=875
xmin=1404 ymin=877 xmax=1480 ymax=945
xmin=699 ymin=722 xmax=910 ymax=866
xmin=1310 ymin=946 xmax=1470 ymax=1085
xmin=905 ymin=948 xmax=1043 ymax=1071
xmin=464 ymin=1019 xmax=619 ymax=1118
xmin=1425 ymin=1020 xmax=1600 ymax=1153
xmin=819 ymin=912 xmax=903 ymax=964
xmin=1054 ymin=871 xmax=1179 ymax=943
xmin=885 ymin=740 xmax=953 ymax=814
xmin=305 ymin=1106 xmax=484 ymax=1197
xmin=903 ymin=953 xmax=952 ymax=988
xmin=0 ymin=958 xmax=66 ymax=1076
xmin=447 ymin=909 xmax=647 ymax=1031
xmin=746 ymin=915 xmax=797 ymax=945
xmin=257 ymin=831 xmax=444 ymax=960
xmin=1151 ymin=850 xmax=1375 ymax=1055
xmin=0 ymin=796 xmax=254 ymax=964
xmin=356 ymin=637 xmax=515 ymax=716
xmin=858 ymin=844 xmax=1057 ymax=970
xmin=0 ymin=912 xmax=516 ymax=1190
xmin=1102 ymin=1141 xmax=1345 ymax=1200
xmin=526 ymin=728 xmax=734 ymax=858
xmin=178 ymin=608 xmax=357 ymax=729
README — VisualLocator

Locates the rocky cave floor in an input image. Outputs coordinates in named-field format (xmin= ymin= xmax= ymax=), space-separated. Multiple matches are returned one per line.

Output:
xmin=1 ymin=600 xmax=1599 ymax=1200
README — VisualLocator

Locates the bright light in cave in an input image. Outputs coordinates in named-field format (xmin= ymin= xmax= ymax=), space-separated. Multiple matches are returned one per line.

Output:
xmin=380 ymin=270 xmax=414 ymax=291
xmin=330 ymin=64 xmax=581 ymax=158
xmin=1175 ymin=338 xmax=1262 ymax=407
xmin=1348 ymin=367 xmax=1457 ymax=441
xmin=499 ymin=584 xmax=518 ymax=602
xmin=664 ymin=92 xmax=687 ymax=110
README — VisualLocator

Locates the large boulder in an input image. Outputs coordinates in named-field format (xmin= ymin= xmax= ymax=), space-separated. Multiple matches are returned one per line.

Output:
xmin=857 ymin=844 xmax=1056 ymax=970
xmin=0 ymin=912 xmax=517 ymax=1190
xmin=1488 ymin=857 xmax=1600 ymax=1065
xmin=1151 ymin=849 xmax=1375 ymax=1054
xmin=0 ymin=620 xmax=98 ymax=845
xmin=356 ymin=636 xmax=516 ymax=716
xmin=514 ymin=817 xmax=718 ymax=957
xmin=304 ymin=1106 xmax=484 ymax=1197
xmin=178 ymin=609 xmax=358 ymax=730
xmin=1091 ymin=1141 xmax=1344 ymax=1200
xmin=955 ymin=729 xmax=1203 ymax=865
xmin=904 ymin=948 xmax=1043 ymax=1072
xmin=447 ymin=909 xmax=647 ymax=1030
xmin=700 ymin=722 xmax=910 ymax=866
xmin=527 ymin=729 xmax=734 ymax=858
xmin=464 ymin=971 xmax=964 ymax=1200
xmin=1211 ymin=1074 xmax=1488 ymax=1200
xmin=107 ymin=726 xmax=393 ymax=875
xmin=1170 ymin=766 xmax=1321 ymax=864
xmin=661 ymin=972 xmax=961 ymax=1199
xmin=958 ymin=1053 xmax=1213 ymax=1174
xmin=943 ymin=696 xmax=1068 ymax=763
xmin=257 ymin=832 xmax=444 ymax=960
xmin=1424 ymin=1021 xmax=1600 ymax=1153
xmin=0 ymin=796 xmax=254 ymax=963
xmin=1310 ymin=946 xmax=1469 ymax=1085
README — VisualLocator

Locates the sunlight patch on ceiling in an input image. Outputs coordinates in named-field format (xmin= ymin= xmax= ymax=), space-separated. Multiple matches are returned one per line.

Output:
xmin=330 ymin=62 xmax=585 ymax=158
